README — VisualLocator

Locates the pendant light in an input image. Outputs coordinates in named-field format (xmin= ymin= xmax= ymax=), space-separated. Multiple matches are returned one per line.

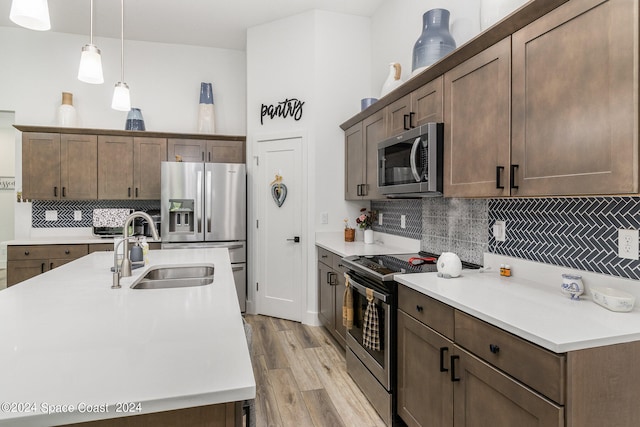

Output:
xmin=9 ymin=0 xmax=51 ymax=31
xmin=111 ymin=0 xmax=131 ymax=111
xmin=78 ymin=0 xmax=104 ymax=84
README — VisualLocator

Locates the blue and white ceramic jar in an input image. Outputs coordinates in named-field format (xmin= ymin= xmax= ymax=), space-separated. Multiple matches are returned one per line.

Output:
xmin=125 ymin=107 xmax=145 ymax=131
xmin=561 ymin=273 xmax=584 ymax=300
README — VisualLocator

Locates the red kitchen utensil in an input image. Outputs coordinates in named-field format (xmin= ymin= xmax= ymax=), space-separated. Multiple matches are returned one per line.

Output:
xmin=408 ymin=257 xmax=437 ymax=266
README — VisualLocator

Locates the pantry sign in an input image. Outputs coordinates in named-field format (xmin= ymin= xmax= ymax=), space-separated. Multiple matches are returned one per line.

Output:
xmin=0 ymin=176 xmax=15 ymax=191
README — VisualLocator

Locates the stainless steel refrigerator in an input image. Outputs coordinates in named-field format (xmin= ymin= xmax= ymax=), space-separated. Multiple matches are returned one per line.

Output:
xmin=160 ymin=161 xmax=247 ymax=311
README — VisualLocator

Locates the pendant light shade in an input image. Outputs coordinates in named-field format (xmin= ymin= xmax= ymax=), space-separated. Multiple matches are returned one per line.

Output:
xmin=78 ymin=0 xmax=104 ymax=84
xmin=111 ymin=82 xmax=131 ymax=111
xmin=10 ymin=0 xmax=51 ymax=31
xmin=78 ymin=45 xmax=104 ymax=84
xmin=112 ymin=0 xmax=131 ymax=111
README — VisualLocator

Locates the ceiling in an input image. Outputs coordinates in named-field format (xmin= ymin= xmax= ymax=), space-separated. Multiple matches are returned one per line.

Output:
xmin=0 ymin=0 xmax=385 ymax=50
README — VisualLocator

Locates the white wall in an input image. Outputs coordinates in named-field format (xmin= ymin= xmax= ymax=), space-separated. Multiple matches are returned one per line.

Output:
xmin=370 ymin=0 xmax=482 ymax=95
xmin=0 ymin=111 xmax=15 ymax=268
xmin=246 ymin=10 xmax=372 ymax=324
xmin=0 ymin=25 xmax=246 ymax=239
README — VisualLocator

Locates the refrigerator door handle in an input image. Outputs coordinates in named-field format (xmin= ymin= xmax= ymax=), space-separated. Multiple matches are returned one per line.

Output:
xmin=196 ymin=170 xmax=202 ymax=234
xmin=206 ymin=170 xmax=212 ymax=234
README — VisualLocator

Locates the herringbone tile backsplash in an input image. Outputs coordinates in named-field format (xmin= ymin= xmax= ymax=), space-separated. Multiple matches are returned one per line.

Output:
xmin=489 ymin=197 xmax=640 ymax=280
xmin=32 ymin=200 xmax=160 ymax=228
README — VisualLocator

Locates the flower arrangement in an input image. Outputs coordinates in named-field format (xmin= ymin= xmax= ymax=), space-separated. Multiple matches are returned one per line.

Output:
xmin=356 ymin=208 xmax=376 ymax=230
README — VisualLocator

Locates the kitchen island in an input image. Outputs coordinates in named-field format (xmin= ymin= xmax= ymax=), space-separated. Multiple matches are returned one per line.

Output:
xmin=0 ymin=248 xmax=254 ymax=427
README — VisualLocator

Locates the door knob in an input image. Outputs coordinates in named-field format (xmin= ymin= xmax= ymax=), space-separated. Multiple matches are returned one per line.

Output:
xmin=286 ymin=236 xmax=300 ymax=243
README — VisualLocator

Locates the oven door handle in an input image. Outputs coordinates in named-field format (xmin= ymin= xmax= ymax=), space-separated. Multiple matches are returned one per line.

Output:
xmin=348 ymin=276 xmax=389 ymax=303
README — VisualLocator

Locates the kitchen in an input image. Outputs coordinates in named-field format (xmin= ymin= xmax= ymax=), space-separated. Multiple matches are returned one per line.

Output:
xmin=2 ymin=0 xmax=640 ymax=426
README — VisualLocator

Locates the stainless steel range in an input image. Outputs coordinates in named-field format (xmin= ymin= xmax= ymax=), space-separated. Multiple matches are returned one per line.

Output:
xmin=341 ymin=252 xmax=480 ymax=426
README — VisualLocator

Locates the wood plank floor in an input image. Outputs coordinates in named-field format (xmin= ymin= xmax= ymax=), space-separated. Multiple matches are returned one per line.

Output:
xmin=244 ymin=315 xmax=386 ymax=427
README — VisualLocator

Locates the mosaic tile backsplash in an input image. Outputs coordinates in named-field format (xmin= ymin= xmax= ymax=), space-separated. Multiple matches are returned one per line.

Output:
xmin=371 ymin=199 xmax=422 ymax=239
xmin=489 ymin=197 xmax=640 ymax=281
xmin=32 ymin=200 xmax=160 ymax=228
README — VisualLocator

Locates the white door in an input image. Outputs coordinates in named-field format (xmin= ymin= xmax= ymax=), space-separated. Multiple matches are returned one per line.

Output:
xmin=256 ymin=136 xmax=303 ymax=321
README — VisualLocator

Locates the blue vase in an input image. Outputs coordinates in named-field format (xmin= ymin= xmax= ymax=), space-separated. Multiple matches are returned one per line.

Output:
xmin=198 ymin=82 xmax=216 ymax=133
xmin=412 ymin=9 xmax=456 ymax=75
xmin=199 ymin=82 xmax=214 ymax=105
xmin=125 ymin=107 xmax=145 ymax=131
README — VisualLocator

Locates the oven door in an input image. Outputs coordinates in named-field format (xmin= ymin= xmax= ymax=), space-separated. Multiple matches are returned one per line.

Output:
xmin=346 ymin=273 xmax=392 ymax=390
xmin=378 ymin=122 xmax=443 ymax=195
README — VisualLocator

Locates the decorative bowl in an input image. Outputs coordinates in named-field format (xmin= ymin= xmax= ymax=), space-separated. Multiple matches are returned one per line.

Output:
xmin=591 ymin=286 xmax=635 ymax=312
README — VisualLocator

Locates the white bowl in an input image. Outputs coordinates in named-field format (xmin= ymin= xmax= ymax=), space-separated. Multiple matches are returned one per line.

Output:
xmin=590 ymin=286 xmax=636 ymax=312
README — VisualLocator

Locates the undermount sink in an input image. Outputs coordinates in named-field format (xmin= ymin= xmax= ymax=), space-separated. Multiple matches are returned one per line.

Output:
xmin=131 ymin=265 xmax=214 ymax=289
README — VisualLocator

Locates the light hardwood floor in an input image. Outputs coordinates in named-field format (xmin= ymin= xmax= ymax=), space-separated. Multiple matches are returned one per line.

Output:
xmin=244 ymin=315 xmax=386 ymax=427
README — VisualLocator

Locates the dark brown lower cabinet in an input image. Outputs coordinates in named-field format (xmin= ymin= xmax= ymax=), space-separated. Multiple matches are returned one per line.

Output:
xmin=7 ymin=244 xmax=88 ymax=287
xmin=452 ymin=345 xmax=563 ymax=427
xmin=397 ymin=310 xmax=453 ymax=427
xmin=317 ymin=246 xmax=346 ymax=348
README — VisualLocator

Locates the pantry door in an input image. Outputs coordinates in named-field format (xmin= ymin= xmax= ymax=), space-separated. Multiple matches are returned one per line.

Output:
xmin=256 ymin=135 xmax=304 ymax=321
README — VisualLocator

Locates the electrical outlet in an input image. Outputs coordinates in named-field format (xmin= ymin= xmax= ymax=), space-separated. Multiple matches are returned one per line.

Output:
xmin=401 ymin=215 xmax=406 ymax=229
xmin=74 ymin=210 xmax=82 ymax=221
xmin=320 ymin=212 xmax=328 ymax=224
xmin=45 ymin=210 xmax=58 ymax=221
xmin=493 ymin=220 xmax=506 ymax=242
xmin=618 ymin=229 xmax=639 ymax=260
xmin=378 ymin=213 xmax=383 ymax=225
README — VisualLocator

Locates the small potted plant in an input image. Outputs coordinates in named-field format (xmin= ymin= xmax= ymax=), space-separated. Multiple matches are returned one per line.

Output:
xmin=344 ymin=218 xmax=355 ymax=242
xmin=356 ymin=208 xmax=376 ymax=244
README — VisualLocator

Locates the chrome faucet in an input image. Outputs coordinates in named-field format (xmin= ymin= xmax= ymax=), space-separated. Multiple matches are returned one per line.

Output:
xmin=112 ymin=211 xmax=161 ymax=289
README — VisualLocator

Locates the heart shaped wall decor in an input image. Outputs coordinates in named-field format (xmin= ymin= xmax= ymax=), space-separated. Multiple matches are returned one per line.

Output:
xmin=271 ymin=183 xmax=287 ymax=207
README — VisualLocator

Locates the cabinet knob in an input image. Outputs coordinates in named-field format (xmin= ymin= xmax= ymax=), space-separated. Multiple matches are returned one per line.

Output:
xmin=416 ymin=305 xmax=424 ymax=313
xmin=489 ymin=344 xmax=500 ymax=354
xmin=24 ymin=250 xmax=30 ymax=256
xmin=65 ymin=250 xmax=70 ymax=255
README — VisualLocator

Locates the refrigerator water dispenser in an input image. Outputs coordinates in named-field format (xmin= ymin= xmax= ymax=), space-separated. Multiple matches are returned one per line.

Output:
xmin=168 ymin=199 xmax=195 ymax=234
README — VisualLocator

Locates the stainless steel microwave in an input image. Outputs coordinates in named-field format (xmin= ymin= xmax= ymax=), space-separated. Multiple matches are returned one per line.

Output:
xmin=377 ymin=122 xmax=443 ymax=196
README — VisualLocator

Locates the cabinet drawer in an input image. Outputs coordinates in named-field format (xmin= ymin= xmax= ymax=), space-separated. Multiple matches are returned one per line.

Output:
xmin=455 ymin=310 xmax=565 ymax=404
xmin=88 ymin=243 xmax=115 ymax=253
xmin=48 ymin=244 xmax=88 ymax=259
xmin=8 ymin=245 xmax=49 ymax=260
xmin=398 ymin=285 xmax=454 ymax=340
xmin=317 ymin=247 xmax=334 ymax=266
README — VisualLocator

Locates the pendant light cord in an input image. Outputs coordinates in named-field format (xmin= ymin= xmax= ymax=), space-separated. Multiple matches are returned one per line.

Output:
xmin=120 ymin=0 xmax=125 ymax=82
xmin=89 ymin=0 xmax=94 ymax=45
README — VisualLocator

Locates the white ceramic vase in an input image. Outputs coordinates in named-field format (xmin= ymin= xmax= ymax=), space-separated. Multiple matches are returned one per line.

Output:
xmin=58 ymin=92 xmax=77 ymax=127
xmin=380 ymin=63 xmax=403 ymax=97
xmin=364 ymin=229 xmax=374 ymax=244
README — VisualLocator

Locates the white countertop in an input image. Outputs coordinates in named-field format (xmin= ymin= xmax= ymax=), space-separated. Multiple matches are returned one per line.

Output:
xmin=396 ymin=254 xmax=640 ymax=353
xmin=6 ymin=237 xmax=123 ymax=245
xmin=315 ymin=231 xmax=420 ymax=257
xmin=0 ymin=249 xmax=255 ymax=427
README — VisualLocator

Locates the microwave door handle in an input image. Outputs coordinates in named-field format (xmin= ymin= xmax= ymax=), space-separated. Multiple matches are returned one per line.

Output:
xmin=410 ymin=136 xmax=422 ymax=182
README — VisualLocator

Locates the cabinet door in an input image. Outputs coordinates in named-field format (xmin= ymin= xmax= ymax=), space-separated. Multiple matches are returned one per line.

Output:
xmin=98 ymin=135 xmax=134 ymax=199
xmin=413 ymin=76 xmax=444 ymax=125
xmin=7 ymin=260 xmax=47 ymax=286
xmin=167 ymin=138 xmax=205 ymax=162
xmin=511 ymin=0 xmax=636 ymax=195
xmin=133 ymin=137 xmax=167 ymax=199
xmin=362 ymin=110 xmax=386 ymax=200
xmin=22 ymin=132 xmax=61 ymax=200
xmin=388 ymin=94 xmax=413 ymax=136
xmin=206 ymin=140 xmax=245 ymax=163
xmin=452 ymin=345 xmax=564 ymax=427
xmin=344 ymin=122 xmax=365 ymax=200
xmin=397 ymin=310 xmax=453 ymax=427
xmin=60 ymin=134 xmax=97 ymax=199
xmin=444 ymin=37 xmax=511 ymax=198
xmin=318 ymin=261 xmax=334 ymax=329
xmin=334 ymin=269 xmax=346 ymax=347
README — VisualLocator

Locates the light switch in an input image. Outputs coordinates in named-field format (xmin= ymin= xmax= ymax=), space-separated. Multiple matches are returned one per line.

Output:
xmin=320 ymin=212 xmax=328 ymax=224
xmin=401 ymin=215 xmax=406 ymax=229
xmin=45 ymin=210 xmax=58 ymax=221
xmin=378 ymin=213 xmax=383 ymax=226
